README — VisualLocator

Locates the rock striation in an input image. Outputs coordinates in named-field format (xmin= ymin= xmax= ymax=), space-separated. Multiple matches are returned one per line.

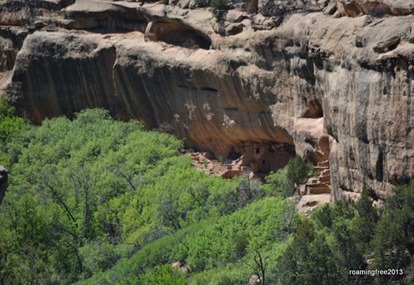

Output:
xmin=2 ymin=0 xmax=414 ymax=200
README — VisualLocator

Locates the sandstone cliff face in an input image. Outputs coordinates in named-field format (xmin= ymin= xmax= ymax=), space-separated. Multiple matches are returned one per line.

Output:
xmin=2 ymin=0 xmax=414 ymax=200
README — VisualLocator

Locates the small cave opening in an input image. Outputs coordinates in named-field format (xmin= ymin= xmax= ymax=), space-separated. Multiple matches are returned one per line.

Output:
xmin=375 ymin=150 xmax=384 ymax=182
xmin=67 ymin=8 xmax=149 ymax=34
xmin=177 ymin=85 xmax=218 ymax=93
xmin=325 ymin=4 xmax=337 ymax=16
xmin=146 ymin=21 xmax=211 ymax=50
xmin=367 ymin=188 xmax=380 ymax=201
xmin=227 ymin=146 xmax=241 ymax=160
xmin=237 ymin=142 xmax=295 ymax=175
xmin=200 ymin=87 xmax=218 ymax=92
xmin=256 ymin=143 xmax=295 ymax=174
xmin=303 ymin=99 xmax=324 ymax=118
xmin=86 ymin=19 xmax=148 ymax=34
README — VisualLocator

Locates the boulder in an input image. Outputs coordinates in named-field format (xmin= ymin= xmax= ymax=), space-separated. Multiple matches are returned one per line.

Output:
xmin=247 ymin=274 xmax=261 ymax=285
xmin=323 ymin=0 xmax=338 ymax=15
xmin=226 ymin=10 xmax=247 ymax=23
xmin=408 ymin=24 xmax=414 ymax=44
xmin=373 ymin=35 xmax=400 ymax=53
xmin=225 ymin=23 xmax=243 ymax=35
xmin=178 ymin=0 xmax=191 ymax=9
xmin=258 ymin=0 xmax=287 ymax=17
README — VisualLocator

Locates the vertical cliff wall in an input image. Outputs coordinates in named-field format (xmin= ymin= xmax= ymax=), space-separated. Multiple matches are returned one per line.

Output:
xmin=3 ymin=0 xmax=414 ymax=200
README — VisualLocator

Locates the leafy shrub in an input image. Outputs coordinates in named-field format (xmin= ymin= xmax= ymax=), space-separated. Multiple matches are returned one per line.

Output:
xmin=263 ymin=156 xmax=315 ymax=198
xmin=0 ymin=99 xmax=26 ymax=166
xmin=0 ymin=99 xmax=25 ymax=142
xmin=195 ymin=0 xmax=210 ymax=7
xmin=141 ymin=264 xmax=187 ymax=285
xmin=211 ymin=0 xmax=228 ymax=19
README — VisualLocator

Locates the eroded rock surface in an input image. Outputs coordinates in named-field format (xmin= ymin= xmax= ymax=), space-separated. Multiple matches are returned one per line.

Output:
xmin=333 ymin=0 xmax=414 ymax=18
xmin=2 ymin=0 xmax=414 ymax=200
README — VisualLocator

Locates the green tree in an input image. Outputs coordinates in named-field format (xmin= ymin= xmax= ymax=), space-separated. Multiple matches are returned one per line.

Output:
xmin=373 ymin=182 xmax=414 ymax=284
xmin=277 ymin=219 xmax=344 ymax=285
xmin=286 ymin=156 xmax=315 ymax=198
xmin=263 ymin=167 xmax=293 ymax=198
xmin=211 ymin=0 xmax=228 ymax=20
xmin=264 ymin=156 xmax=314 ymax=198
xmin=352 ymin=190 xmax=379 ymax=250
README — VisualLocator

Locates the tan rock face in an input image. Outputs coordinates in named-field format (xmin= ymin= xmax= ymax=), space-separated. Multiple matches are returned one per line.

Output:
xmin=0 ymin=0 xmax=75 ymax=26
xmin=3 ymin=0 xmax=414 ymax=200
xmin=297 ymin=194 xmax=331 ymax=216
xmin=333 ymin=0 xmax=414 ymax=17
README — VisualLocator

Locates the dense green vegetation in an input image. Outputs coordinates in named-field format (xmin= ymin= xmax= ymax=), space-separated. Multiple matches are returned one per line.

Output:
xmin=210 ymin=0 xmax=228 ymax=20
xmin=279 ymin=187 xmax=414 ymax=285
xmin=192 ymin=0 xmax=228 ymax=20
xmin=0 ymin=102 xmax=413 ymax=284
